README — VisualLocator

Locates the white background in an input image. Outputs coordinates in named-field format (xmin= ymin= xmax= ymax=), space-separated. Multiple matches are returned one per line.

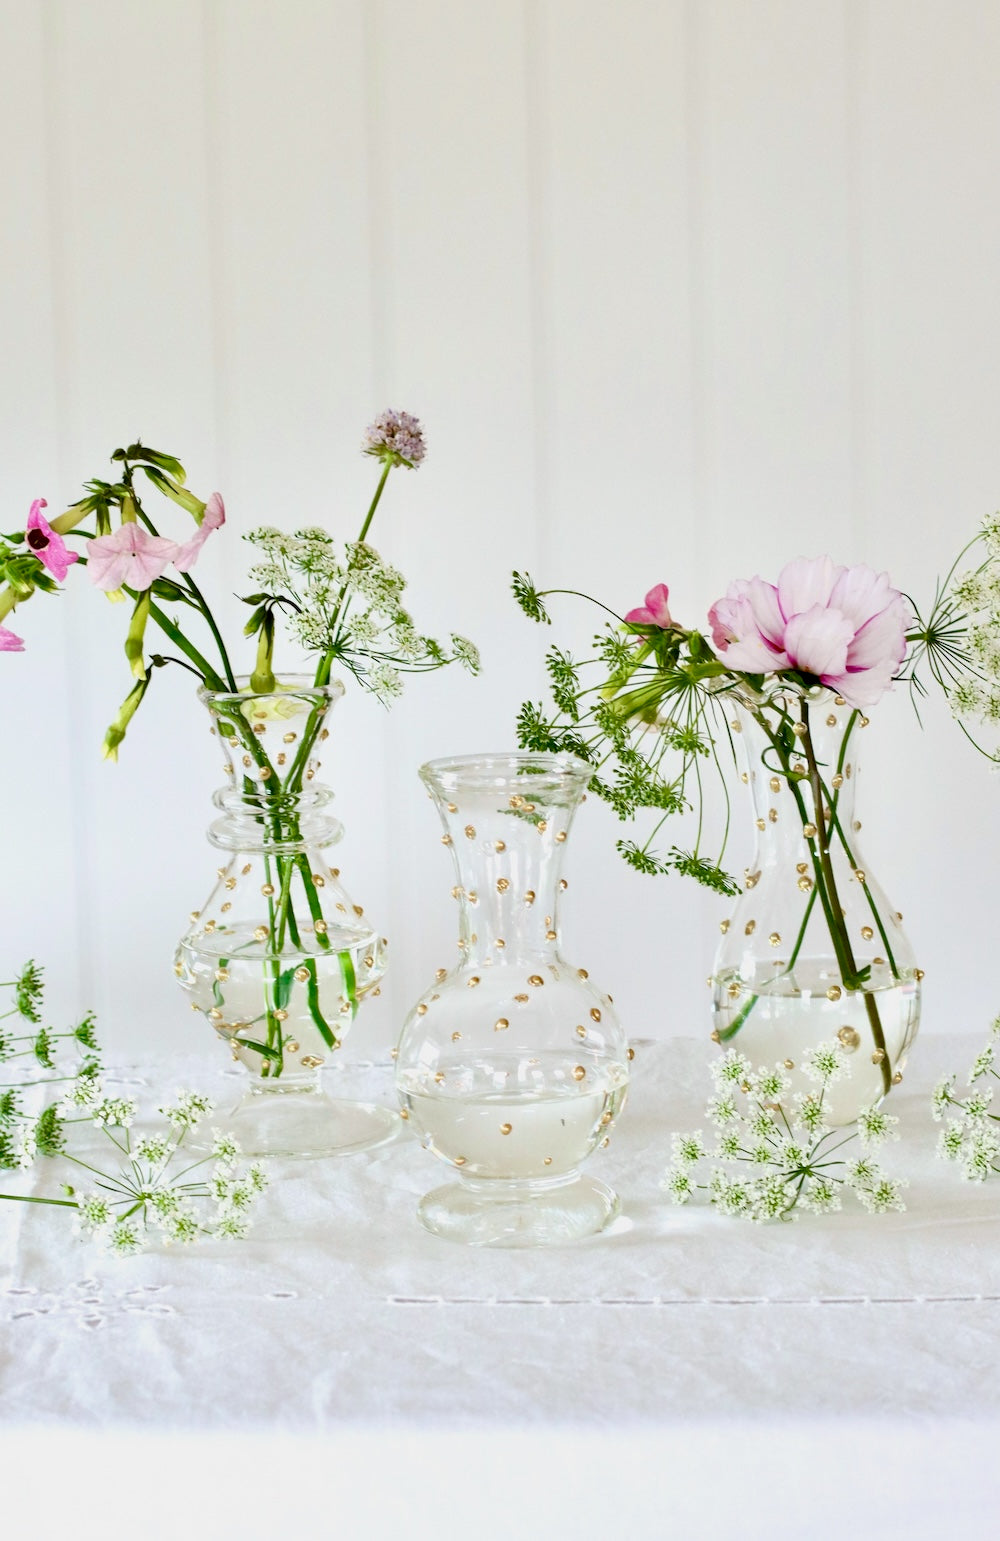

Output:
xmin=1 ymin=0 xmax=998 ymax=1059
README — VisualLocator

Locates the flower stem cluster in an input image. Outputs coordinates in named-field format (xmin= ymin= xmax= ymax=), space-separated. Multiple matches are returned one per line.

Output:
xmin=662 ymin=1043 xmax=906 ymax=1222
xmin=932 ymin=1013 xmax=1000 ymax=1179
xmin=0 ymin=962 xmax=265 ymax=1251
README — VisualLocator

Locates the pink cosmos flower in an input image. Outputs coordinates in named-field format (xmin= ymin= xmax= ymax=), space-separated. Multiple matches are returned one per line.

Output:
xmin=25 ymin=498 xmax=79 ymax=582
xmin=708 ymin=556 xmax=912 ymax=709
xmin=0 ymin=625 xmax=24 ymax=652
xmin=86 ymin=523 xmax=179 ymax=592
xmin=625 ymin=583 xmax=674 ymax=629
xmin=172 ymin=492 xmax=225 ymax=574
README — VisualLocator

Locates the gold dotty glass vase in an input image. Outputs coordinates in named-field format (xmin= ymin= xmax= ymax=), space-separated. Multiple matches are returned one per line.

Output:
xmin=711 ymin=691 xmax=922 ymax=1125
xmin=395 ymin=752 xmax=631 ymax=1247
xmin=174 ymin=676 xmax=395 ymax=1158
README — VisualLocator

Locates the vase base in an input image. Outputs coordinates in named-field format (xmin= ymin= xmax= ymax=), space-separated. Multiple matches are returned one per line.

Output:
xmin=416 ymin=1172 xmax=621 ymax=1248
xmin=221 ymin=1088 xmax=400 ymax=1159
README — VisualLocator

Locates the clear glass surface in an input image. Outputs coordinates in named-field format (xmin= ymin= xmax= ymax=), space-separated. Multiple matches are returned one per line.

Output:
xmin=711 ymin=693 xmax=922 ymax=1124
xmin=174 ymin=676 xmax=395 ymax=1157
xmin=395 ymin=752 xmax=630 ymax=1246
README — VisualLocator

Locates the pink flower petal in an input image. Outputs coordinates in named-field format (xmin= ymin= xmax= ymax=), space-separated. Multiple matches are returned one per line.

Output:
xmin=642 ymin=583 xmax=672 ymax=627
xmin=783 ymin=604 xmax=855 ymax=679
xmin=25 ymin=498 xmax=79 ymax=583
xmin=172 ymin=491 xmax=225 ymax=574
xmin=777 ymin=556 xmax=842 ymax=621
xmin=828 ymin=564 xmax=894 ymax=632
xmin=0 ymin=625 xmax=24 ymax=652
xmin=86 ymin=525 xmax=178 ymax=592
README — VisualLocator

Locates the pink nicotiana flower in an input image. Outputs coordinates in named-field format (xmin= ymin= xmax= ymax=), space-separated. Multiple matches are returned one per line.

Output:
xmin=25 ymin=498 xmax=79 ymax=582
xmin=0 ymin=625 xmax=24 ymax=652
xmin=86 ymin=523 xmax=179 ymax=592
xmin=172 ymin=492 xmax=225 ymax=574
xmin=625 ymin=583 xmax=674 ymax=629
xmin=708 ymin=556 xmax=913 ymax=709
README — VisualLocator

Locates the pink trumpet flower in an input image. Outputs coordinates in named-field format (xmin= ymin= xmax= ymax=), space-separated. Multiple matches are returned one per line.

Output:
xmin=25 ymin=498 xmax=79 ymax=582
xmin=625 ymin=582 xmax=674 ymax=629
xmin=0 ymin=626 xmax=25 ymax=652
xmin=172 ymin=492 xmax=225 ymax=574
xmin=86 ymin=523 xmax=179 ymax=592
xmin=708 ymin=556 xmax=912 ymax=709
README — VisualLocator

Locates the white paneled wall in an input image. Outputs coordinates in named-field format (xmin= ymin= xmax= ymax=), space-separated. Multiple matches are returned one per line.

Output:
xmin=1 ymin=0 xmax=998 ymax=1057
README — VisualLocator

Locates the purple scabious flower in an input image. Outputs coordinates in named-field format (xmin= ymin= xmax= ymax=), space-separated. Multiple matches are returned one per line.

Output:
xmin=363 ymin=410 xmax=426 ymax=468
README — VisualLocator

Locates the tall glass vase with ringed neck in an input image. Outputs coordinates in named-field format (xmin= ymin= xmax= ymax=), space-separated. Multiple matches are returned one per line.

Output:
xmin=711 ymin=688 xmax=921 ymax=1126
xmin=174 ymin=676 xmax=396 ymax=1158
xmin=396 ymin=752 xmax=631 ymax=1247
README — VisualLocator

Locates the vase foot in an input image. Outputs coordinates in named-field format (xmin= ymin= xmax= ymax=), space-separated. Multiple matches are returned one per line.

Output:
xmin=220 ymin=1088 xmax=399 ymax=1159
xmin=416 ymin=1172 xmax=621 ymax=1248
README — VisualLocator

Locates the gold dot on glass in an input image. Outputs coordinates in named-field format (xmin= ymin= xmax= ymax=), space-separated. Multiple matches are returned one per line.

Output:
xmin=221 ymin=902 xmax=231 ymax=913
xmin=559 ymin=878 xmax=569 ymax=892
xmin=803 ymin=823 xmax=817 ymax=839
xmin=208 ymin=1007 xmax=222 ymax=1022
xmin=741 ymin=772 xmax=749 ymax=784
xmin=796 ymin=862 xmax=809 ymax=875
xmin=537 ymin=820 xmax=548 ymax=833
xmin=576 ymin=1026 xmax=587 ymax=1039
xmin=453 ymin=1156 xmax=467 ymax=1166
xmin=792 ymin=722 xmax=807 ymax=736
xmin=601 ymin=1137 xmax=610 ymax=1149
xmin=745 ymin=872 xmax=760 ymax=889
xmin=855 ymin=870 xmax=866 ymax=884
xmin=514 ymin=992 xmax=529 ymax=1003
xmin=500 ymin=1123 xmax=512 ymax=1136
xmin=434 ymin=1071 xmax=445 ymax=1085
xmin=745 ymin=920 xmax=756 ymax=936
xmin=495 ymin=938 xmax=506 ymax=950
xmin=720 ymin=919 xmax=730 ymax=934
xmin=496 ymin=878 xmax=510 ymax=893
xmin=215 ymin=967 xmax=229 ymax=982
xmin=189 ymin=910 xmax=201 ymax=922
xmin=546 ymin=929 xmax=557 ymax=942
xmin=417 ymin=1004 xmax=428 ymax=1016
xmin=314 ymin=920 xmax=328 ymax=935
xmin=769 ymin=932 xmax=781 ymax=947
xmin=576 ymin=968 xmax=589 ymax=981
xmin=398 ymin=1107 xmax=409 ymax=1120
xmin=755 ymin=817 xmax=765 ymax=831
xmin=831 ymin=773 xmax=843 ymax=789
xmin=793 ymin=761 xmax=807 ymax=776
xmin=914 ymin=968 xmax=925 ymax=982
xmin=451 ymin=1032 xmax=462 ymax=1042
xmin=827 ymin=985 xmax=842 ymax=1001
xmin=312 ymin=873 xmax=326 ymax=887
xmin=555 ymin=831 xmax=567 ymax=842
xmin=769 ymin=777 xmax=781 ymax=793
xmin=572 ymin=1065 xmax=586 ymax=1081
xmin=204 ymin=919 xmax=217 ymax=932
xmin=837 ymin=1025 xmax=861 ymax=1050
xmin=494 ymin=1018 xmax=509 ymax=1033
xmin=895 ymin=911 xmax=903 ymax=923
xmin=590 ymin=1008 xmax=602 ymax=1022
xmin=845 ymin=764 xmax=852 ymax=778
xmin=529 ymin=975 xmax=544 ymax=987
xmin=283 ymin=732 xmax=296 ymax=744
xmin=242 ymin=755 xmax=252 ymax=768
xmin=892 ymin=1070 xmax=903 ymax=1084
xmin=242 ymin=863 xmax=252 ymax=876
xmin=261 ymin=883 xmax=275 ymax=897
xmin=441 ymin=834 xmax=453 ymax=846
xmin=768 ymin=808 xmax=778 ymax=823
xmin=294 ymin=967 xmax=309 ymax=983
xmin=861 ymin=925 xmax=874 ymax=941
xmin=464 ymin=825 xmax=476 ymax=839
xmin=435 ymin=968 xmax=447 ymax=981
xmin=467 ymin=976 xmax=481 ymax=988
xmin=797 ymin=874 xmax=813 ymax=892
xmin=730 ymin=718 xmax=742 ymax=732
xmin=860 ymin=715 xmax=870 ymax=727
xmin=600 ymin=1111 xmax=613 ymax=1127
xmin=223 ymin=876 xmax=237 ymax=891
xmin=353 ymin=905 xmax=364 ymax=917
xmin=784 ymin=1058 xmax=795 ymax=1069
xmin=467 ymin=892 xmax=478 ymax=905
xmin=872 ymin=1048 xmax=885 ymax=1064
xmin=261 ymin=767 xmax=273 ymax=781
xmin=543 ymin=1156 xmax=553 ymax=1166
xmin=254 ymin=926 xmax=268 ymax=942
xmin=873 ymin=956 xmax=885 ymax=966
xmin=447 ymin=802 xmax=458 ymax=813
xmin=826 ymin=713 xmax=838 ymax=727
xmin=853 ymin=820 xmax=862 ymax=833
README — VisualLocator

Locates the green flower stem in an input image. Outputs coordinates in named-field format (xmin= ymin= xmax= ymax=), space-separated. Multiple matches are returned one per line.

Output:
xmin=0 ymin=1192 xmax=77 ymax=1209
xmin=144 ymin=596 xmax=226 ymax=690
xmin=317 ymin=459 xmax=393 ymax=684
xmin=180 ymin=571 xmax=238 ymax=691
xmin=800 ymin=703 xmax=891 ymax=1096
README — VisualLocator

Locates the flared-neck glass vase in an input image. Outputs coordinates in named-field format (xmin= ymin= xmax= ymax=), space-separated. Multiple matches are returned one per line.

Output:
xmin=711 ymin=689 xmax=922 ymax=1124
xmin=395 ymin=753 xmax=631 ymax=1247
xmin=174 ymin=676 xmax=395 ymax=1157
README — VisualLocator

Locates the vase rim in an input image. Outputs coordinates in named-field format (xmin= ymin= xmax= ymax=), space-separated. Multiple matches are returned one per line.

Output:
xmin=198 ymin=674 xmax=346 ymax=708
xmin=419 ymin=750 xmax=591 ymax=794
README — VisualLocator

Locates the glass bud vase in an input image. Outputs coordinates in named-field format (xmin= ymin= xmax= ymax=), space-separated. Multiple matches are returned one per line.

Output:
xmin=174 ymin=676 xmax=395 ymax=1158
xmin=395 ymin=753 xmax=630 ymax=1247
xmin=711 ymin=690 xmax=922 ymax=1125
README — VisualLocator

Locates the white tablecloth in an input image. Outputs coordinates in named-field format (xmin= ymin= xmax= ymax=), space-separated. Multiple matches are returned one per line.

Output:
xmin=2 ymin=1036 xmax=999 ymax=1539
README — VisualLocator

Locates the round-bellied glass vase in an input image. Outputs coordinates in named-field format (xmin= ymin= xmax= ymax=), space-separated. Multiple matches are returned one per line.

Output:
xmin=711 ymin=689 xmax=922 ymax=1125
xmin=174 ymin=676 xmax=396 ymax=1158
xmin=395 ymin=752 xmax=631 ymax=1247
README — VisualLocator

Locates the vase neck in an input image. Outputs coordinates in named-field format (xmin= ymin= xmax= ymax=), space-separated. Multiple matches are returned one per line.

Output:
xmin=423 ymin=757 xmax=589 ymax=968
xmin=734 ymin=697 xmax=863 ymax=864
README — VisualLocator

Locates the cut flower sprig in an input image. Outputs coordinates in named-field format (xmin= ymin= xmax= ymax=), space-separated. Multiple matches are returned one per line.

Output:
xmin=663 ymin=1042 xmax=907 ymax=1222
xmin=0 ymin=962 xmax=266 ymax=1252
xmin=932 ymin=1013 xmax=1000 ymax=1181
